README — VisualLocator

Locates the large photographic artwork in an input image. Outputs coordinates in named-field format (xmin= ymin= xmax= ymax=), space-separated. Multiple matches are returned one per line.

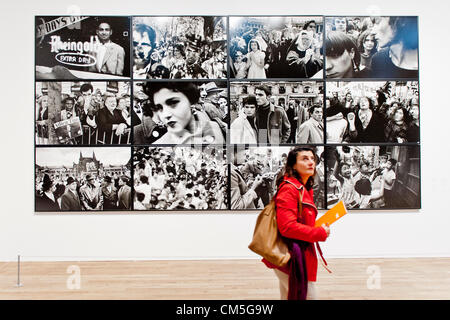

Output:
xmin=35 ymin=15 xmax=420 ymax=212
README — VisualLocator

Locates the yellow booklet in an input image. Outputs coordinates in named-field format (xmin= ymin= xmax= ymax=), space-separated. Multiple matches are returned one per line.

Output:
xmin=315 ymin=201 xmax=348 ymax=227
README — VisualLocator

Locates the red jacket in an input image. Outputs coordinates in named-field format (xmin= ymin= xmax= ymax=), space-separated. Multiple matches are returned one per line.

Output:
xmin=262 ymin=175 xmax=327 ymax=282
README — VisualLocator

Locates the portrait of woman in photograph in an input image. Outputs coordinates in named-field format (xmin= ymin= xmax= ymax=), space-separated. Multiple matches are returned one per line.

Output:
xmin=324 ymin=31 xmax=368 ymax=78
xmin=142 ymin=82 xmax=225 ymax=145
xmin=230 ymin=95 xmax=258 ymax=144
xmin=246 ymin=39 xmax=266 ymax=79
xmin=370 ymin=16 xmax=418 ymax=78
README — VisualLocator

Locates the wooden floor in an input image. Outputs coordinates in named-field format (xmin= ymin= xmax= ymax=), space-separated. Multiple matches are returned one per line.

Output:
xmin=1 ymin=258 xmax=449 ymax=300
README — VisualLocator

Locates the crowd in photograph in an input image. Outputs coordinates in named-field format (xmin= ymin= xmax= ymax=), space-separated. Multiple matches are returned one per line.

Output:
xmin=324 ymin=16 xmax=418 ymax=78
xmin=133 ymin=147 xmax=227 ymax=210
xmin=230 ymin=17 xmax=323 ymax=79
xmin=327 ymin=146 xmax=401 ymax=209
xmin=35 ymin=82 xmax=131 ymax=145
xmin=325 ymin=82 xmax=419 ymax=143
xmin=231 ymin=147 xmax=324 ymax=210
xmin=35 ymin=172 xmax=132 ymax=211
xmin=133 ymin=17 xmax=227 ymax=79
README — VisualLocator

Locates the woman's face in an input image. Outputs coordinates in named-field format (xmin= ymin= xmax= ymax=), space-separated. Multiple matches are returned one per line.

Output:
xmin=360 ymin=97 xmax=370 ymax=110
xmin=174 ymin=48 xmax=182 ymax=58
xmin=153 ymin=88 xmax=192 ymax=135
xmin=218 ymin=97 xmax=227 ymax=109
xmin=243 ymin=103 xmax=256 ymax=117
xmin=301 ymin=36 xmax=312 ymax=48
xmin=363 ymin=34 xmax=376 ymax=51
xmin=41 ymin=96 xmax=48 ymax=108
xmin=326 ymin=49 xmax=354 ymax=78
xmin=250 ymin=41 xmax=258 ymax=52
xmin=306 ymin=23 xmax=317 ymax=34
xmin=117 ymin=99 xmax=127 ymax=111
xmin=372 ymin=17 xmax=394 ymax=48
xmin=410 ymin=105 xmax=419 ymax=120
xmin=293 ymin=150 xmax=316 ymax=179
xmin=104 ymin=97 xmax=117 ymax=111
xmin=393 ymin=108 xmax=404 ymax=122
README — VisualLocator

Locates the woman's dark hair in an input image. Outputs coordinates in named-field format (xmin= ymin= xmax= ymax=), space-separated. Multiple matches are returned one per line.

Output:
xmin=358 ymin=96 xmax=375 ymax=110
xmin=388 ymin=16 xmax=418 ymax=50
xmin=357 ymin=30 xmax=378 ymax=55
xmin=390 ymin=104 xmax=408 ymax=122
xmin=249 ymin=39 xmax=260 ymax=50
xmin=143 ymin=82 xmax=200 ymax=111
xmin=174 ymin=43 xmax=186 ymax=57
xmin=303 ymin=20 xmax=316 ymax=30
xmin=140 ymin=175 xmax=149 ymax=184
xmin=276 ymin=146 xmax=318 ymax=190
xmin=136 ymin=192 xmax=145 ymax=203
xmin=355 ymin=178 xmax=372 ymax=196
xmin=242 ymin=94 xmax=257 ymax=106
xmin=325 ymin=31 xmax=361 ymax=70
xmin=388 ymin=158 xmax=397 ymax=166
xmin=80 ymin=83 xmax=94 ymax=93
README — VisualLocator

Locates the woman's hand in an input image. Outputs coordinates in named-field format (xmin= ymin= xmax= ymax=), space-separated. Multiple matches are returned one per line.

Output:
xmin=115 ymin=123 xmax=127 ymax=136
xmin=322 ymin=223 xmax=330 ymax=238
xmin=347 ymin=112 xmax=356 ymax=131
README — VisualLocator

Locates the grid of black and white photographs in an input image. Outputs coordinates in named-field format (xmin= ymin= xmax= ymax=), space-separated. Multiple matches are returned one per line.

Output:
xmin=34 ymin=15 xmax=420 ymax=212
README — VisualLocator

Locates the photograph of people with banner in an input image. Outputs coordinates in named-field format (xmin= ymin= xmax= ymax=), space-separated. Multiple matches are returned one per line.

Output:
xmin=36 ymin=16 xmax=131 ymax=80
xmin=35 ymin=81 xmax=131 ymax=145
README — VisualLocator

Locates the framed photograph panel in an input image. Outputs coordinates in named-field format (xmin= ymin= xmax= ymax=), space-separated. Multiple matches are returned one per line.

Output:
xmin=325 ymin=80 xmax=420 ymax=144
xmin=229 ymin=16 xmax=324 ymax=79
xmin=133 ymin=146 xmax=228 ymax=210
xmin=324 ymin=16 xmax=418 ymax=79
xmin=36 ymin=16 xmax=131 ymax=80
xmin=35 ymin=81 xmax=132 ymax=145
xmin=325 ymin=145 xmax=420 ymax=209
xmin=230 ymin=81 xmax=324 ymax=144
xmin=132 ymin=80 xmax=228 ymax=145
xmin=132 ymin=16 xmax=227 ymax=79
xmin=35 ymin=147 xmax=132 ymax=212
xmin=230 ymin=145 xmax=325 ymax=210
xmin=34 ymin=15 xmax=420 ymax=212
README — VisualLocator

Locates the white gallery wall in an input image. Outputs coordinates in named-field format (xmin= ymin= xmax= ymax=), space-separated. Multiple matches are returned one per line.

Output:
xmin=0 ymin=0 xmax=449 ymax=261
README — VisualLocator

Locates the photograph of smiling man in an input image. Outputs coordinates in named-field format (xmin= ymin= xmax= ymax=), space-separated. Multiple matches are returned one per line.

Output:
xmin=35 ymin=16 xmax=130 ymax=80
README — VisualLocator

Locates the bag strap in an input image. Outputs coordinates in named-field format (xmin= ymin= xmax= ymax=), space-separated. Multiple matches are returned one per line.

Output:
xmin=316 ymin=242 xmax=332 ymax=273
xmin=281 ymin=179 xmax=304 ymax=220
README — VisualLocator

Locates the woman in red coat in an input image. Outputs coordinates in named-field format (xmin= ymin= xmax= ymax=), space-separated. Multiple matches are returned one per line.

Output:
xmin=263 ymin=146 xmax=330 ymax=300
